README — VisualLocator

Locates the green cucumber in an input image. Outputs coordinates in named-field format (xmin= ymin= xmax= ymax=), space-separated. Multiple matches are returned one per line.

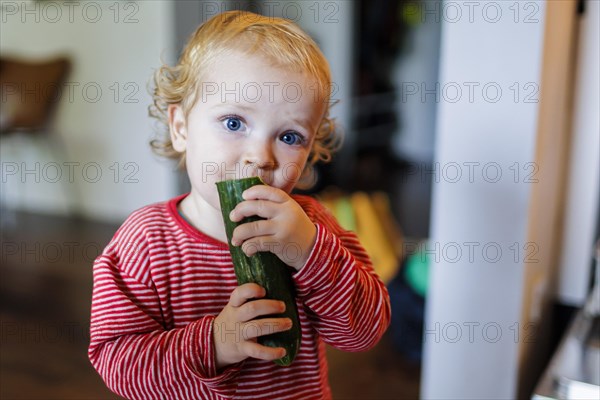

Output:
xmin=216 ymin=177 xmax=300 ymax=366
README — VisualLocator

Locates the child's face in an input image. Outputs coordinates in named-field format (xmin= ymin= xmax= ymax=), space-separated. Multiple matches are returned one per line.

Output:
xmin=169 ymin=50 xmax=326 ymax=213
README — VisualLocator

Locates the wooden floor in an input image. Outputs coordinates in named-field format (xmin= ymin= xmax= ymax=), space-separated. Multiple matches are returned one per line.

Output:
xmin=0 ymin=209 xmax=420 ymax=399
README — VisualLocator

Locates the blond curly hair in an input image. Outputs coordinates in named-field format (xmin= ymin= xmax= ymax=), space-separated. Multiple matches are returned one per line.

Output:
xmin=148 ymin=10 xmax=341 ymax=185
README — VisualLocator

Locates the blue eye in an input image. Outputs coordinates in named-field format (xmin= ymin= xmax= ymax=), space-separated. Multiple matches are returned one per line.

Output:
xmin=224 ymin=117 xmax=243 ymax=131
xmin=281 ymin=132 xmax=303 ymax=146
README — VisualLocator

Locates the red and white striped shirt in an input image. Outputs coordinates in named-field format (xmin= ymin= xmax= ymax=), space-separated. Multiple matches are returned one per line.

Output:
xmin=88 ymin=193 xmax=390 ymax=400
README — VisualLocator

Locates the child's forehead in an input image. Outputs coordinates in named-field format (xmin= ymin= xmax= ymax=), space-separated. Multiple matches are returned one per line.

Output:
xmin=188 ymin=49 xmax=329 ymax=110
xmin=197 ymin=52 xmax=322 ymax=97
xmin=203 ymin=50 xmax=304 ymax=80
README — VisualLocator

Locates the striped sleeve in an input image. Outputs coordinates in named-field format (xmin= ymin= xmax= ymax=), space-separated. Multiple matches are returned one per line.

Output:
xmin=88 ymin=221 xmax=241 ymax=399
xmin=292 ymin=196 xmax=391 ymax=352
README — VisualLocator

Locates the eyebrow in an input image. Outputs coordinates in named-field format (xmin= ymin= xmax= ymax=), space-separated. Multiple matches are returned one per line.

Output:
xmin=211 ymin=103 xmax=255 ymax=112
xmin=289 ymin=117 xmax=312 ymax=132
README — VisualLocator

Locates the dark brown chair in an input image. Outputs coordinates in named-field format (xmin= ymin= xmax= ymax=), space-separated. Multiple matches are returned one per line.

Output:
xmin=0 ymin=56 xmax=71 ymax=134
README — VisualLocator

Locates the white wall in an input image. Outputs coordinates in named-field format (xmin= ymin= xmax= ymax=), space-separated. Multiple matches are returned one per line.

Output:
xmin=0 ymin=0 xmax=177 ymax=222
xmin=422 ymin=1 xmax=545 ymax=398
xmin=556 ymin=0 xmax=600 ymax=306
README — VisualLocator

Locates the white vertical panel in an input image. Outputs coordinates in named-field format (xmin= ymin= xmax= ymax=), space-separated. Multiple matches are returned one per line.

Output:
xmin=422 ymin=1 xmax=545 ymax=398
xmin=557 ymin=0 xmax=600 ymax=306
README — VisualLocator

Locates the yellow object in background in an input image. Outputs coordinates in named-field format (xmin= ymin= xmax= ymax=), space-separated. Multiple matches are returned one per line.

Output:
xmin=370 ymin=192 xmax=405 ymax=260
xmin=317 ymin=189 xmax=403 ymax=284
xmin=350 ymin=192 xmax=399 ymax=284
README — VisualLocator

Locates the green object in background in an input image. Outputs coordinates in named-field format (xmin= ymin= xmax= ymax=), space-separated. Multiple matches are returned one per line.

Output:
xmin=335 ymin=197 xmax=357 ymax=232
xmin=401 ymin=2 xmax=423 ymax=27
xmin=404 ymin=244 xmax=430 ymax=297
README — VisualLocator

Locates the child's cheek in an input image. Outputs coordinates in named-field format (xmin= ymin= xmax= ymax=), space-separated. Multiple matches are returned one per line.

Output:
xmin=278 ymin=166 xmax=302 ymax=192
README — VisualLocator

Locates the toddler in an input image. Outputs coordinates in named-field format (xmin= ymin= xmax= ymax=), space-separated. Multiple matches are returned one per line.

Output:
xmin=88 ymin=10 xmax=390 ymax=400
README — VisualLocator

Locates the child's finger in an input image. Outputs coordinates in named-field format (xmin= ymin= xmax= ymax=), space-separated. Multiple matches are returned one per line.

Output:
xmin=240 ymin=237 xmax=268 ymax=257
xmin=240 ymin=236 xmax=294 ymax=260
xmin=230 ymin=200 xmax=276 ymax=222
xmin=241 ymin=317 xmax=292 ymax=340
xmin=231 ymin=220 xmax=275 ymax=246
xmin=228 ymin=283 xmax=265 ymax=307
xmin=242 ymin=185 xmax=288 ymax=203
xmin=237 ymin=300 xmax=286 ymax=322
xmin=240 ymin=341 xmax=287 ymax=361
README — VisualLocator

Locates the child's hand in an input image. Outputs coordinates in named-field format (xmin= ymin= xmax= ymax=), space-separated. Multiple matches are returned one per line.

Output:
xmin=229 ymin=185 xmax=317 ymax=271
xmin=213 ymin=283 xmax=292 ymax=370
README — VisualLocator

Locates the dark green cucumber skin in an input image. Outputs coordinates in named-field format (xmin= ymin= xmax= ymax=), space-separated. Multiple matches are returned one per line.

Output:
xmin=216 ymin=177 xmax=301 ymax=366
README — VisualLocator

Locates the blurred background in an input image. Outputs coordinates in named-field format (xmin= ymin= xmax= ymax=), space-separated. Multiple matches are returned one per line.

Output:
xmin=1 ymin=0 xmax=599 ymax=399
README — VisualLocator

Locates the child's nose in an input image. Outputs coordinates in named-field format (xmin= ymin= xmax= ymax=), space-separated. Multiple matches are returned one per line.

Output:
xmin=243 ymin=143 xmax=277 ymax=170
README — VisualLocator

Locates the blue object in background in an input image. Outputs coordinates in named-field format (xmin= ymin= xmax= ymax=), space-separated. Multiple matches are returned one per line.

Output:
xmin=388 ymin=254 xmax=426 ymax=363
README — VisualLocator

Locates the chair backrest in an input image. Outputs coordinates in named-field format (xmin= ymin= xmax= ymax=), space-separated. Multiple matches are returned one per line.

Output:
xmin=0 ymin=56 xmax=71 ymax=134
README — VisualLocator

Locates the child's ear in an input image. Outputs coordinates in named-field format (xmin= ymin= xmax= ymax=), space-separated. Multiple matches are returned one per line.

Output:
xmin=168 ymin=104 xmax=187 ymax=152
